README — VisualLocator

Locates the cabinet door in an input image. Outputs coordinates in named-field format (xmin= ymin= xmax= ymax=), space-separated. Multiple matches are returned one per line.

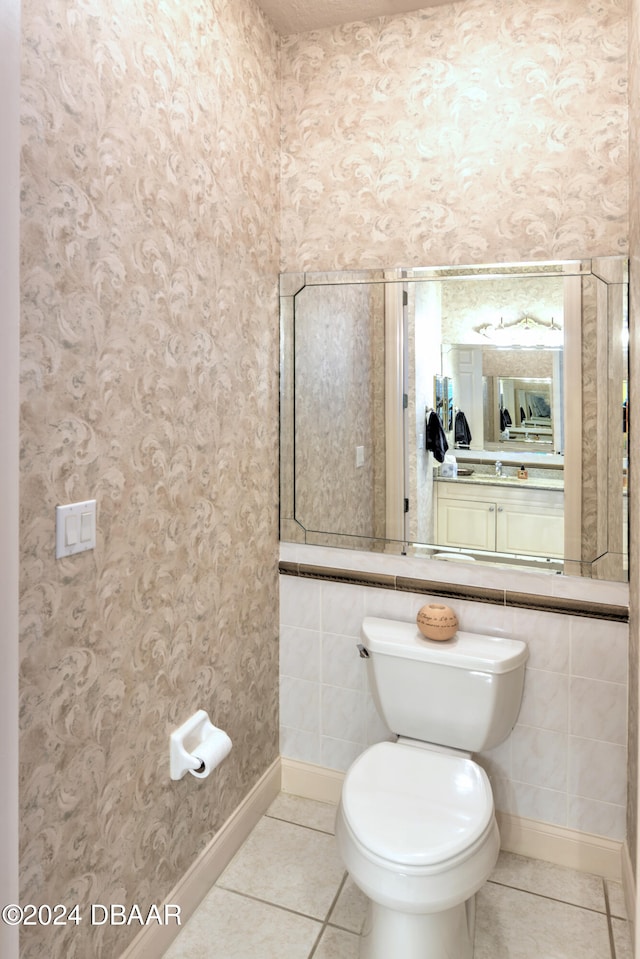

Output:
xmin=496 ymin=501 xmax=564 ymax=557
xmin=436 ymin=497 xmax=495 ymax=551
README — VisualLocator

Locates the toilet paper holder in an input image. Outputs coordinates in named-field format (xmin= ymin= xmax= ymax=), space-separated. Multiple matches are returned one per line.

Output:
xmin=170 ymin=709 xmax=231 ymax=781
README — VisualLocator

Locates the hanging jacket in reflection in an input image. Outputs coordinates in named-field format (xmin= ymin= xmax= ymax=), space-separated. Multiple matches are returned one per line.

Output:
xmin=499 ymin=407 xmax=512 ymax=432
xmin=454 ymin=410 xmax=472 ymax=447
xmin=426 ymin=410 xmax=449 ymax=463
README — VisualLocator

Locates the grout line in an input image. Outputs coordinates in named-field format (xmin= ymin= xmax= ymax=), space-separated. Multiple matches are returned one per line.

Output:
xmin=324 ymin=918 xmax=362 ymax=935
xmin=264 ymin=811 xmax=335 ymax=836
xmin=486 ymin=878 xmax=608 ymax=916
xmin=306 ymin=925 xmax=326 ymax=959
xmin=306 ymin=872 xmax=349 ymax=959
xmin=603 ymin=878 xmax=618 ymax=959
xmin=214 ymin=883 xmax=329 ymax=926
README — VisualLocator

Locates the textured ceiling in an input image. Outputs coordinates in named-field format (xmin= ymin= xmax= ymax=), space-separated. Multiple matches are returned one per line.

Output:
xmin=257 ymin=0 xmax=451 ymax=34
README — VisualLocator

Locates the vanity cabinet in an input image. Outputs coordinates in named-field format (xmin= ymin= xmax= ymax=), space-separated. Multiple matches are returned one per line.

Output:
xmin=435 ymin=480 xmax=564 ymax=558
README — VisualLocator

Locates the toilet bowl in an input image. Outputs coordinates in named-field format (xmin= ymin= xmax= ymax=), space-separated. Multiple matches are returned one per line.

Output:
xmin=336 ymin=740 xmax=499 ymax=959
xmin=337 ymin=617 xmax=528 ymax=959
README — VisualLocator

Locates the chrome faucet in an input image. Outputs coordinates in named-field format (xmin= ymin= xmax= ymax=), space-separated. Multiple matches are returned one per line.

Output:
xmin=495 ymin=460 xmax=504 ymax=477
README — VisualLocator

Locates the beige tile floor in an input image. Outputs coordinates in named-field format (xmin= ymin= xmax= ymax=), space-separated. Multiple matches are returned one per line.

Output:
xmin=163 ymin=794 xmax=632 ymax=959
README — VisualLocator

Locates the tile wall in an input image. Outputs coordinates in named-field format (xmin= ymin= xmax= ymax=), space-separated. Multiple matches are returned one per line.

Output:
xmin=280 ymin=549 xmax=629 ymax=842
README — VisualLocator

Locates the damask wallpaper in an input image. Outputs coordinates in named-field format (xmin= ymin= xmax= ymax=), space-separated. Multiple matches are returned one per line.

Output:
xmin=440 ymin=276 xmax=565 ymax=346
xmin=280 ymin=0 xmax=628 ymax=272
xmin=17 ymin=0 xmax=635 ymax=954
xmin=19 ymin=1 xmax=281 ymax=957
xmin=293 ymin=283 xmax=386 ymax=543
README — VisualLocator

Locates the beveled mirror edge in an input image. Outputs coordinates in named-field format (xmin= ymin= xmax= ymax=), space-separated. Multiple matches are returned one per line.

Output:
xmin=279 ymin=259 xmax=599 ymax=292
xmin=279 ymin=257 xmax=629 ymax=586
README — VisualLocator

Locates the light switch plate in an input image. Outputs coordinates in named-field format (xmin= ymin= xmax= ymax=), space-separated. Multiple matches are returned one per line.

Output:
xmin=56 ymin=500 xmax=96 ymax=558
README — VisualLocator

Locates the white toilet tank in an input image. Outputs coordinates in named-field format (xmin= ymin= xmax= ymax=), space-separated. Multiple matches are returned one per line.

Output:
xmin=361 ymin=616 xmax=528 ymax=753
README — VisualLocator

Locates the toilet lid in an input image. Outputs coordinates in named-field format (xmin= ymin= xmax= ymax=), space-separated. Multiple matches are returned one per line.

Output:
xmin=342 ymin=742 xmax=494 ymax=867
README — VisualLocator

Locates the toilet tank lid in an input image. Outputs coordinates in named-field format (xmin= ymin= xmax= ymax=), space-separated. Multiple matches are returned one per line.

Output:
xmin=361 ymin=617 xmax=528 ymax=674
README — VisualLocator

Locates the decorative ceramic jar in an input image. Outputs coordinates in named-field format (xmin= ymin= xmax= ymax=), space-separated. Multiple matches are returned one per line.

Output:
xmin=416 ymin=603 xmax=458 ymax=641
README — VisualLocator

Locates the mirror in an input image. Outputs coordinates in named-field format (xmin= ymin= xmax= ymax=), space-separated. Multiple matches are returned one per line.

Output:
xmin=442 ymin=346 xmax=562 ymax=452
xmin=486 ymin=375 xmax=554 ymax=446
xmin=280 ymin=258 xmax=628 ymax=581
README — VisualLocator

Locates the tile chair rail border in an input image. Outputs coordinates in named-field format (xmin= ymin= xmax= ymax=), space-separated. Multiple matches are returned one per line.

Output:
xmin=279 ymin=561 xmax=629 ymax=623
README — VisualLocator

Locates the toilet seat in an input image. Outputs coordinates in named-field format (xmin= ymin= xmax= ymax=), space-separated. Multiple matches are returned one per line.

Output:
xmin=341 ymin=741 xmax=494 ymax=868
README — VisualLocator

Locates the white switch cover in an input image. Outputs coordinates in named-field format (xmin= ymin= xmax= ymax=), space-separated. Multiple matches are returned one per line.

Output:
xmin=356 ymin=445 xmax=365 ymax=468
xmin=56 ymin=500 xmax=96 ymax=558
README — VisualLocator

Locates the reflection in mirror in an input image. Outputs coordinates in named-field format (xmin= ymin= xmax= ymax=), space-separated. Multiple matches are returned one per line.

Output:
xmin=434 ymin=375 xmax=453 ymax=431
xmin=442 ymin=345 xmax=563 ymax=453
xmin=486 ymin=376 xmax=554 ymax=446
xmin=280 ymin=259 xmax=628 ymax=582
xmin=289 ymin=280 xmax=387 ymax=547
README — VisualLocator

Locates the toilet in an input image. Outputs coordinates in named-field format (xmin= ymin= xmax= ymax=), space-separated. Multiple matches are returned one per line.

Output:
xmin=335 ymin=616 xmax=528 ymax=959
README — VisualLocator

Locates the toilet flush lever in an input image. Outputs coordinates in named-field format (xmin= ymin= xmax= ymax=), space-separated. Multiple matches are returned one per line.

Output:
xmin=357 ymin=644 xmax=370 ymax=658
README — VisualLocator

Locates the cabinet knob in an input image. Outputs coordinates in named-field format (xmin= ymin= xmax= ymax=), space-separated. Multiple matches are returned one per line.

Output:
xmin=489 ymin=506 xmax=495 ymax=512
xmin=498 ymin=506 xmax=504 ymax=512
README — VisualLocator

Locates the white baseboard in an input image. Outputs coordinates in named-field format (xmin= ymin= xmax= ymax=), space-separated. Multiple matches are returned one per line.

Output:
xmin=496 ymin=811 xmax=622 ymax=880
xmin=621 ymin=840 xmax=636 ymax=941
xmin=118 ymin=758 xmax=281 ymax=959
xmin=281 ymin=757 xmax=345 ymax=804
xmin=281 ymin=758 xmax=623 ymax=881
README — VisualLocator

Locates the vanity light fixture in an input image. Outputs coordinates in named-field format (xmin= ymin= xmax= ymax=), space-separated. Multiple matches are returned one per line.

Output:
xmin=476 ymin=314 xmax=563 ymax=345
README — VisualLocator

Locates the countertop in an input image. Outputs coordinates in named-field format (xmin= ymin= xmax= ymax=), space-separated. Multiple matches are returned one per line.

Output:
xmin=435 ymin=473 xmax=565 ymax=492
